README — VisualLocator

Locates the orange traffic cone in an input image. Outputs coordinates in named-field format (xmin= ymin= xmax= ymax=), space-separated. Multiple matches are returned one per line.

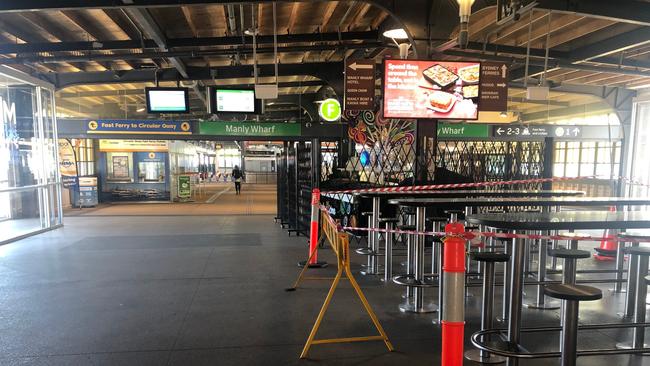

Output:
xmin=594 ymin=206 xmax=617 ymax=261
xmin=594 ymin=230 xmax=617 ymax=261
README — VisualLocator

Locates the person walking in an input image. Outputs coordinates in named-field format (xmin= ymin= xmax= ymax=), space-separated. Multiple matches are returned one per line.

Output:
xmin=232 ymin=165 xmax=243 ymax=195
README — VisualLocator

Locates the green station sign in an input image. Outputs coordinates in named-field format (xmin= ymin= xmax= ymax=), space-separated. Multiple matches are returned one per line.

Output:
xmin=437 ymin=123 xmax=490 ymax=138
xmin=199 ymin=121 xmax=301 ymax=136
xmin=178 ymin=175 xmax=191 ymax=198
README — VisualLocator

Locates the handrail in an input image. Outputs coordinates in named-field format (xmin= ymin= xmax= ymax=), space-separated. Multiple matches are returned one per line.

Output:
xmin=0 ymin=182 xmax=60 ymax=194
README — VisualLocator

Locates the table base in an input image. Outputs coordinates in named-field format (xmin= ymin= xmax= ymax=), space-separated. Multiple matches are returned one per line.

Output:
xmin=399 ymin=300 xmax=438 ymax=313
xmin=464 ymin=349 xmax=506 ymax=364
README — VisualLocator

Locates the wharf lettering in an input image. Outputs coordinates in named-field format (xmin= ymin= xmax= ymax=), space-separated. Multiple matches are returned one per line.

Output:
xmin=199 ymin=121 xmax=301 ymax=137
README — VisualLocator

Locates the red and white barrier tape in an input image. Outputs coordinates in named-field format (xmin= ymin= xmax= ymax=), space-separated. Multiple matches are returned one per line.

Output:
xmin=339 ymin=224 xmax=650 ymax=244
xmin=322 ymin=175 xmax=650 ymax=195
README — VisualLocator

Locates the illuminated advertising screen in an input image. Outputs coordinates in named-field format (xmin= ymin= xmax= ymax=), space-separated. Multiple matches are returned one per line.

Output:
xmin=211 ymin=88 xmax=258 ymax=113
xmin=145 ymin=87 xmax=190 ymax=113
xmin=383 ymin=60 xmax=481 ymax=120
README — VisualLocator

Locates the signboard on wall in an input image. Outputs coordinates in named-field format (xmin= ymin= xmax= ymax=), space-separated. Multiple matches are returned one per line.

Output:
xmin=87 ymin=119 xmax=191 ymax=134
xmin=435 ymin=123 xmax=622 ymax=140
xmin=383 ymin=60 xmax=481 ymax=120
xmin=479 ymin=62 xmax=509 ymax=112
xmin=199 ymin=121 xmax=301 ymax=137
xmin=178 ymin=175 xmax=191 ymax=198
xmin=57 ymin=139 xmax=78 ymax=188
xmin=437 ymin=123 xmax=490 ymax=138
xmin=491 ymin=124 xmax=623 ymax=140
xmin=99 ymin=139 xmax=168 ymax=152
xmin=345 ymin=59 xmax=375 ymax=110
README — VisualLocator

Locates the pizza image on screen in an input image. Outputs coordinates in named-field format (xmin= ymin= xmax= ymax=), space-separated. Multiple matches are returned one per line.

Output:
xmin=383 ymin=60 xmax=481 ymax=120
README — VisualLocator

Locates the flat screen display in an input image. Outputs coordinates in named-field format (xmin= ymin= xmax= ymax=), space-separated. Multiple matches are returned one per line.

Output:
xmin=383 ymin=60 xmax=481 ymax=120
xmin=145 ymin=87 xmax=190 ymax=113
xmin=214 ymin=89 xmax=256 ymax=113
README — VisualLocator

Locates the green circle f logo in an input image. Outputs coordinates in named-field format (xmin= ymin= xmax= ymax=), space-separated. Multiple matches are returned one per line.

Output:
xmin=319 ymin=98 xmax=341 ymax=122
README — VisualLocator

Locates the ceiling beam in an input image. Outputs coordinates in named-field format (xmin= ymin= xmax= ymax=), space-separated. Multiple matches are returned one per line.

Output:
xmin=123 ymin=7 xmax=206 ymax=107
xmin=568 ymin=27 xmax=650 ymax=62
xmin=521 ymin=101 xmax=613 ymax=121
xmin=57 ymin=80 xmax=325 ymax=98
xmin=3 ymin=42 xmax=383 ymax=64
xmin=534 ymin=0 xmax=650 ymax=27
xmin=0 ymin=30 xmax=379 ymax=54
xmin=40 ymin=61 xmax=343 ymax=89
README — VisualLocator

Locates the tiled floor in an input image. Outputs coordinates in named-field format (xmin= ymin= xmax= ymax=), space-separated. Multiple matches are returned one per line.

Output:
xmin=1 ymin=209 xmax=649 ymax=365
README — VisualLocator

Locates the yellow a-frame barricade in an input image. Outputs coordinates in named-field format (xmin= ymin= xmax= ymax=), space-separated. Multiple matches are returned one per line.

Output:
xmin=293 ymin=211 xmax=394 ymax=358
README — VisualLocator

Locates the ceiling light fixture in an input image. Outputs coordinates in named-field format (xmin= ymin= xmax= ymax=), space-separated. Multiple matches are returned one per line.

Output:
xmin=456 ymin=0 xmax=476 ymax=48
xmin=499 ymin=111 xmax=508 ymax=118
xmin=244 ymin=28 xmax=258 ymax=36
xmin=382 ymin=28 xmax=411 ymax=59
xmin=136 ymin=107 xmax=145 ymax=112
xmin=382 ymin=28 xmax=408 ymax=40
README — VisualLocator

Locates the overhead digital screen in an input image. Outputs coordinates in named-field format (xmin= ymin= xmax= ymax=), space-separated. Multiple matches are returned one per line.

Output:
xmin=214 ymin=89 xmax=257 ymax=113
xmin=383 ymin=60 xmax=481 ymax=120
xmin=145 ymin=87 xmax=190 ymax=113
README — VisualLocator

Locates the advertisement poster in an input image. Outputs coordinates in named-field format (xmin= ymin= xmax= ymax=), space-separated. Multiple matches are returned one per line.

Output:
xmin=383 ymin=60 xmax=481 ymax=120
xmin=57 ymin=139 xmax=78 ymax=188
xmin=112 ymin=156 xmax=130 ymax=178
xmin=178 ymin=175 xmax=191 ymax=198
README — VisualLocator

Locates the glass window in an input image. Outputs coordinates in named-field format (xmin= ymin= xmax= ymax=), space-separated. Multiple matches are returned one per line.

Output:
xmin=106 ymin=152 xmax=133 ymax=182
xmin=0 ymin=69 xmax=61 ymax=243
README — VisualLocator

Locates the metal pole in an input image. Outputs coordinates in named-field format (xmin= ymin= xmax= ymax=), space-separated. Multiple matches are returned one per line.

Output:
xmin=625 ymin=241 xmax=638 ymax=318
xmin=633 ymin=255 xmax=649 ymax=348
xmin=371 ymin=196 xmax=380 ymax=274
xmin=481 ymin=262 xmax=496 ymax=360
xmin=506 ymin=236 xmax=525 ymax=366
xmin=611 ymin=229 xmax=624 ymax=292
xmin=414 ymin=206 xmax=426 ymax=311
xmin=560 ymin=300 xmax=579 ymax=366
xmin=384 ymin=221 xmax=393 ymax=283
xmin=432 ymin=222 xmax=441 ymax=275
xmin=563 ymin=258 xmax=576 ymax=284
xmin=500 ymin=240 xmax=512 ymax=322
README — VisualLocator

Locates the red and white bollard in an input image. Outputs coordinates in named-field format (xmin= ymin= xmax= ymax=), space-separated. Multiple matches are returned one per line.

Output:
xmin=299 ymin=188 xmax=327 ymax=268
xmin=441 ymin=222 xmax=466 ymax=366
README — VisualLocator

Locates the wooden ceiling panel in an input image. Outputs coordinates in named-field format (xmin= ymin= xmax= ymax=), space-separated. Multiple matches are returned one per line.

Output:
xmin=149 ymin=7 xmax=196 ymax=38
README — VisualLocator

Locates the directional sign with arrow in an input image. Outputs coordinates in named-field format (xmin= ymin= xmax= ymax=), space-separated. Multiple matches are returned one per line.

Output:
xmin=480 ymin=62 xmax=509 ymax=112
xmin=344 ymin=59 xmax=375 ymax=111
xmin=348 ymin=62 xmax=374 ymax=71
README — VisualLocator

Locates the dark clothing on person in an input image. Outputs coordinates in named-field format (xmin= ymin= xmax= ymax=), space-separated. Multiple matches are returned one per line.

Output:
xmin=232 ymin=168 xmax=243 ymax=195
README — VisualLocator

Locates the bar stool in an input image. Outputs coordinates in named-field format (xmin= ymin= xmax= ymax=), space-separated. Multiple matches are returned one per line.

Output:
xmin=617 ymin=246 xmax=650 ymax=349
xmin=548 ymin=248 xmax=590 ymax=284
xmin=397 ymin=223 xmax=416 ymax=299
xmin=427 ymin=216 xmax=448 ymax=276
xmin=544 ymin=284 xmax=602 ymax=366
xmin=393 ymin=221 xmax=437 ymax=313
xmin=356 ymin=211 xmax=374 ymax=256
xmin=445 ymin=209 xmax=464 ymax=223
xmin=465 ymin=252 xmax=510 ymax=364
xmin=379 ymin=217 xmax=399 ymax=283
xmin=358 ymin=211 xmax=381 ymax=275
xmin=619 ymin=232 xmax=650 ymax=319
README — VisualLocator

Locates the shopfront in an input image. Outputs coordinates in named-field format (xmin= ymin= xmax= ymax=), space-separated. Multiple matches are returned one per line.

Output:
xmin=97 ymin=139 xmax=170 ymax=202
xmin=0 ymin=66 xmax=62 ymax=244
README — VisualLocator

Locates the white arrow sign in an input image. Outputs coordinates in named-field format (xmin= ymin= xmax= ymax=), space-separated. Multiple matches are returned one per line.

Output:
xmin=501 ymin=64 xmax=508 ymax=78
xmin=349 ymin=62 xmax=373 ymax=71
xmin=496 ymin=128 xmax=504 ymax=135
